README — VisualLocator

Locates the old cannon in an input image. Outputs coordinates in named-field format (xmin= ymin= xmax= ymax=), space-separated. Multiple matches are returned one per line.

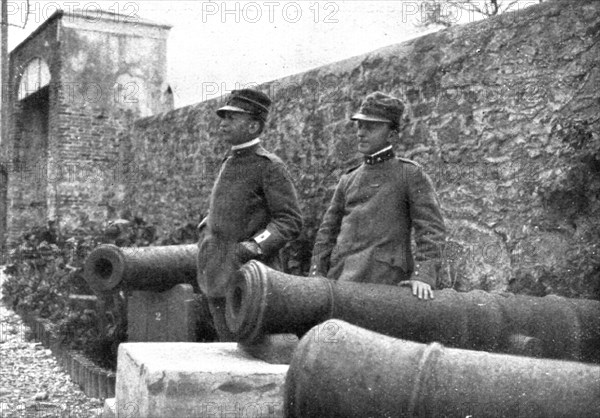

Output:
xmin=83 ymin=244 xmax=215 ymax=342
xmin=83 ymin=244 xmax=198 ymax=293
xmin=285 ymin=320 xmax=600 ymax=418
xmin=225 ymin=260 xmax=600 ymax=363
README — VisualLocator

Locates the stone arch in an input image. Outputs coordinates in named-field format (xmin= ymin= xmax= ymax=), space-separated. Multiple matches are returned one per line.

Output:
xmin=17 ymin=57 xmax=51 ymax=100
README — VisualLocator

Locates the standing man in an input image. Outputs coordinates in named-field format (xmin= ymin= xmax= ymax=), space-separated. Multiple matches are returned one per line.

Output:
xmin=310 ymin=92 xmax=446 ymax=300
xmin=198 ymin=89 xmax=303 ymax=340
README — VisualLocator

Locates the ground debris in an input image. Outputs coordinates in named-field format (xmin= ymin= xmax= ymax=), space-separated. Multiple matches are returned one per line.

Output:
xmin=1 ymin=301 xmax=104 ymax=418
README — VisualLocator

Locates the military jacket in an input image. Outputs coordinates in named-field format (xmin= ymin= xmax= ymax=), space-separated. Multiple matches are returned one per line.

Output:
xmin=310 ymin=156 xmax=445 ymax=287
xmin=198 ymin=144 xmax=303 ymax=297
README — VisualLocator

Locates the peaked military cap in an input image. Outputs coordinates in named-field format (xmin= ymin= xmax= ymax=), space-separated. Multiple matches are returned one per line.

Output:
xmin=216 ymin=88 xmax=271 ymax=122
xmin=351 ymin=91 xmax=405 ymax=131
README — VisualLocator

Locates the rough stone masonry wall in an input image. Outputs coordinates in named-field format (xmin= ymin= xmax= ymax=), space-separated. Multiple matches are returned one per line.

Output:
xmin=124 ymin=0 xmax=599 ymax=299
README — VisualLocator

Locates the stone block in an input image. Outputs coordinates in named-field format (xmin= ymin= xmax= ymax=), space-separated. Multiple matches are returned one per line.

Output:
xmin=127 ymin=284 xmax=197 ymax=342
xmin=238 ymin=334 xmax=299 ymax=364
xmin=116 ymin=343 xmax=287 ymax=418
xmin=103 ymin=398 xmax=116 ymax=418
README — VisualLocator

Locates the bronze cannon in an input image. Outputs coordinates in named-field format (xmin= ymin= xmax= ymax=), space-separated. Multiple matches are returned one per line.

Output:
xmin=83 ymin=243 xmax=198 ymax=293
xmin=285 ymin=320 xmax=600 ymax=418
xmin=83 ymin=243 xmax=215 ymax=342
xmin=225 ymin=261 xmax=600 ymax=363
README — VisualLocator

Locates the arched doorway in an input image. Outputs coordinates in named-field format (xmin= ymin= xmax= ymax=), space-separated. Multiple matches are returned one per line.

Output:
xmin=10 ymin=57 xmax=51 ymax=239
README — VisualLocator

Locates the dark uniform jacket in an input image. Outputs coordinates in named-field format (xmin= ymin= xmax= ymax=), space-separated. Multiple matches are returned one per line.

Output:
xmin=198 ymin=144 xmax=303 ymax=297
xmin=310 ymin=154 xmax=446 ymax=287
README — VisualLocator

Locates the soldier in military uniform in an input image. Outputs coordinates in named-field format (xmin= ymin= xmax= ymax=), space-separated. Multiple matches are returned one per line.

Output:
xmin=197 ymin=89 xmax=303 ymax=340
xmin=310 ymin=92 xmax=446 ymax=299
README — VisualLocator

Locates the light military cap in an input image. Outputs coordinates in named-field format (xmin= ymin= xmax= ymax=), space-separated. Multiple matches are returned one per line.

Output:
xmin=351 ymin=91 xmax=405 ymax=131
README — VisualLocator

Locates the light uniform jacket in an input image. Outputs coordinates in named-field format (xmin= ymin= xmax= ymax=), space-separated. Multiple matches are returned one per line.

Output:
xmin=198 ymin=144 xmax=303 ymax=298
xmin=310 ymin=156 xmax=446 ymax=287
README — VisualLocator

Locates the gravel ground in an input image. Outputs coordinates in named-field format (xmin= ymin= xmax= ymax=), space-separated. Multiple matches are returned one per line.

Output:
xmin=0 ymin=270 xmax=104 ymax=418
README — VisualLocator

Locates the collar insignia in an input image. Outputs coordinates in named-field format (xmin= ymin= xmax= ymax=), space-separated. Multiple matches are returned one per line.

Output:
xmin=364 ymin=148 xmax=395 ymax=165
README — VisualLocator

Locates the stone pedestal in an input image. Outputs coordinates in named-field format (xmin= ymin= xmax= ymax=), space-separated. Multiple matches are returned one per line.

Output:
xmin=127 ymin=284 xmax=198 ymax=342
xmin=103 ymin=398 xmax=116 ymax=418
xmin=115 ymin=343 xmax=288 ymax=418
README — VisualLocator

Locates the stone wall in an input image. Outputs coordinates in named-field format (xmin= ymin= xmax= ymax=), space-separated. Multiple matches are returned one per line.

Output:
xmin=123 ymin=0 xmax=600 ymax=299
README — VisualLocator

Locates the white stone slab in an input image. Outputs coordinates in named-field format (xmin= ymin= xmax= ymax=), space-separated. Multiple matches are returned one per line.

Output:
xmin=102 ymin=398 xmax=116 ymax=418
xmin=116 ymin=343 xmax=288 ymax=418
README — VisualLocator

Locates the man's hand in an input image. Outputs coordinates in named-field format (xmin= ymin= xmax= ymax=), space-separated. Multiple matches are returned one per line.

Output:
xmin=399 ymin=280 xmax=434 ymax=300
xmin=235 ymin=241 xmax=262 ymax=263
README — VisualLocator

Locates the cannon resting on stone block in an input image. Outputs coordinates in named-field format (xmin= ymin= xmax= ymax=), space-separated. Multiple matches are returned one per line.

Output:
xmin=225 ymin=260 xmax=600 ymax=364
xmin=285 ymin=320 xmax=600 ymax=418
xmin=84 ymin=244 xmax=215 ymax=342
xmin=84 ymin=244 xmax=198 ymax=293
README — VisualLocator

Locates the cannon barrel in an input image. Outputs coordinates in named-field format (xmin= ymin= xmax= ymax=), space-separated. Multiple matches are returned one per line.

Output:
xmin=285 ymin=320 xmax=600 ymax=418
xmin=225 ymin=261 xmax=600 ymax=363
xmin=84 ymin=244 xmax=198 ymax=293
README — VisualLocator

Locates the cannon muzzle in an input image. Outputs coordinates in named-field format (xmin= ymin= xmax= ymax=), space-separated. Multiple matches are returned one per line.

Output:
xmin=226 ymin=260 xmax=600 ymax=363
xmin=285 ymin=320 xmax=600 ymax=418
xmin=84 ymin=244 xmax=198 ymax=293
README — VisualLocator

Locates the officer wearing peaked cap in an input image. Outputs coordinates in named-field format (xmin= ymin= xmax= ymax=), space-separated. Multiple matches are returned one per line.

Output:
xmin=310 ymin=92 xmax=446 ymax=299
xmin=197 ymin=88 xmax=303 ymax=340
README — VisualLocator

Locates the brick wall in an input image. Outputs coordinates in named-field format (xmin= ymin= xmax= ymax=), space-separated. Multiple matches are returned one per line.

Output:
xmin=2 ymin=10 xmax=172 ymax=246
xmin=50 ymin=12 xmax=171 ymax=232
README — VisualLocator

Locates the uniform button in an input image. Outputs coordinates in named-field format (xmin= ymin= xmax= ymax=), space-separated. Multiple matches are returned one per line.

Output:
xmin=414 ymin=271 xmax=419 ymax=276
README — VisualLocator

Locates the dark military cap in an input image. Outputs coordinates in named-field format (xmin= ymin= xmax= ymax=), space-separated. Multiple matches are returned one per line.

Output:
xmin=216 ymin=89 xmax=271 ymax=122
xmin=351 ymin=91 xmax=405 ymax=131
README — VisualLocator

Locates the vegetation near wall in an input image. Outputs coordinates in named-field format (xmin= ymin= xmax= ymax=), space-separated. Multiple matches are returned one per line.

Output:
xmin=1 ymin=219 xmax=199 ymax=369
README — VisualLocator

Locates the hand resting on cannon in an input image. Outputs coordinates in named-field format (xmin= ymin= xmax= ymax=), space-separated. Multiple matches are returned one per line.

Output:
xmin=399 ymin=279 xmax=434 ymax=300
xmin=235 ymin=240 xmax=263 ymax=264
